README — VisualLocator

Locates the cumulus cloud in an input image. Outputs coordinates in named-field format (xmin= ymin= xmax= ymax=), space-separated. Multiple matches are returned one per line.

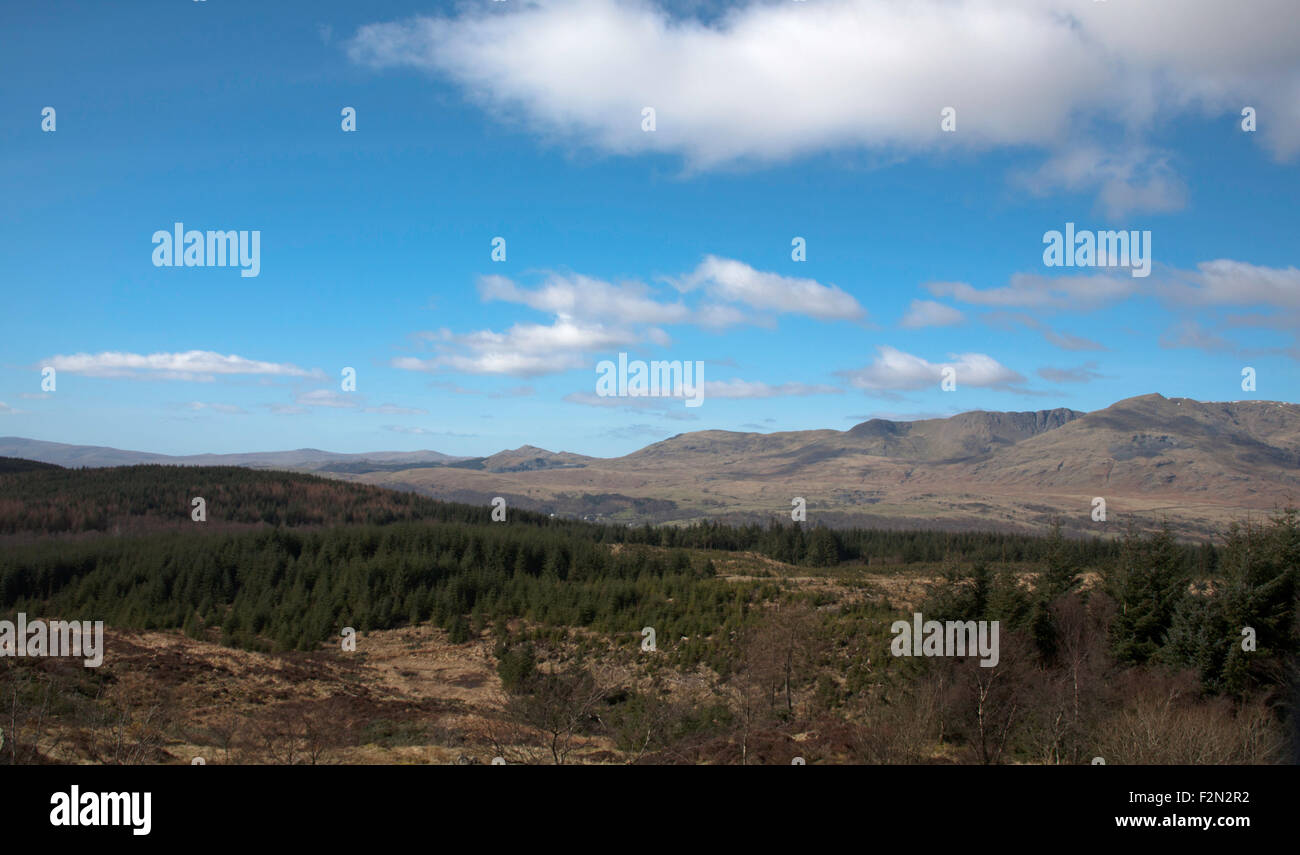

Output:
xmin=403 ymin=257 xmax=861 ymax=378
xmin=348 ymin=0 xmax=1300 ymax=186
xmin=42 ymin=350 xmax=319 ymax=381
xmin=480 ymin=273 xmax=691 ymax=325
xmin=676 ymin=255 xmax=864 ymax=321
xmin=839 ymin=345 xmax=1025 ymax=392
xmin=483 ymin=259 xmax=855 ymax=329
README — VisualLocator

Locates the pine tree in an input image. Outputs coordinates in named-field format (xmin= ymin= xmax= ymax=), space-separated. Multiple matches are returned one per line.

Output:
xmin=1109 ymin=523 xmax=1188 ymax=665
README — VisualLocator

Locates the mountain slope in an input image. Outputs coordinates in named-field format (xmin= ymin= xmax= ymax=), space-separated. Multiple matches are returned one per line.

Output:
xmin=970 ymin=395 xmax=1300 ymax=493
xmin=346 ymin=395 xmax=1300 ymax=537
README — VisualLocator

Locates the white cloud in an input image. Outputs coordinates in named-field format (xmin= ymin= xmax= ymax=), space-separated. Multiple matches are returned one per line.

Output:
xmin=43 ymin=350 xmax=319 ymax=381
xmin=694 ymin=303 xmax=759 ymax=329
xmin=396 ymin=318 xmax=642 ymax=376
xmin=677 ymin=255 xmax=864 ymax=321
xmin=840 ymin=345 xmax=1025 ymax=392
xmin=399 ymin=257 xmax=859 ymax=379
xmin=1160 ymin=260 xmax=1300 ymax=309
xmin=348 ymin=0 xmax=1300 ymax=178
xmin=936 ymin=261 xmax=1300 ymax=315
xmin=482 ymin=263 xmax=850 ymax=328
xmin=480 ymin=273 xmax=691 ymax=325
xmin=900 ymin=299 xmax=964 ymax=329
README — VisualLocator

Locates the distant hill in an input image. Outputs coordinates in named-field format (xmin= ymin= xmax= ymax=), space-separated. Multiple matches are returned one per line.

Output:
xmin=0 ymin=456 xmax=63 ymax=474
xmin=0 ymin=438 xmax=465 ymax=471
xmin=0 ymin=462 xmax=557 ymax=535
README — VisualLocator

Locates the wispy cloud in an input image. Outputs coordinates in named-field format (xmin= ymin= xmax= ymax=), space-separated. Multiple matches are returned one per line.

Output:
xmin=42 ymin=350 xmax=319 ymax=381
xmin=363 ymin=403 xmax=430 ymax=415
xmin=929 ymin=272 xmax=1138 ymax=311
xmin=984 ymin=312 xmax=1108 ymax=352
xmin=395 ymin=318 xmax=643 ymax=377
xmin=295 ymin=389 xmax=355 ymax=409
xmin=183 ymin=401 xmax=249 ymax=415
xmin=1159 ymin=319 xmax=1238 ymax=354
xmin=598 ymin=423 xmax=672 ymax=441
xmin=1012 ymin=145 xmax=1188 ymax=217
xmin=382 ymin=425 xmax=477 ymax=437
xmin=563 ymin=392 xmax=700 ymax=420
xmin=1037 ymin=361 xmax=1105 ymax=384
xmin=900 ymin=299 xmax=964 ymax=329
xmin=704 ymin=379 xmax=842 ymax=399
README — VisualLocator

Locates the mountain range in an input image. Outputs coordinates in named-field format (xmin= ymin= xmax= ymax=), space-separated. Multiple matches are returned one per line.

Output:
xmin=7 ymin=393 xmax=1299 ymax=538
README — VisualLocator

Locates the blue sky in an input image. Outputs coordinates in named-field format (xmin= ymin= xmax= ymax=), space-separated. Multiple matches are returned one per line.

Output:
xmin=2 ymin=0 xmax=1298 ymax=457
